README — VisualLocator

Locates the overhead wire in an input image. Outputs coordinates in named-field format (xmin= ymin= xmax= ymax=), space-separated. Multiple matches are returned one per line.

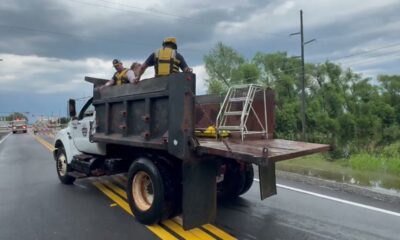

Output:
xmin=1 ymin=1 xmax=399 ymax=73
xmin=67 ymin=0 xmax=289 ymax=38
xmin=328 ymin=42 xmax=400 ymax=61
xmin=341 ymin=48 xmax=400 ymax=67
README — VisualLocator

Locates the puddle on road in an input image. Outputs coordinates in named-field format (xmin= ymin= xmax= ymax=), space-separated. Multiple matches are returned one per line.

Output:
xmin=276 ymin=163 xmax=400 ymax=195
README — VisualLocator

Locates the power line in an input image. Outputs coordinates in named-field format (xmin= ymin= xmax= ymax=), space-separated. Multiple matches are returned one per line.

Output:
xmin=328 ymin=42 xmax=400 ymax=61
xmin=342 ymin=48 xmax=400 ymax=67
xmin=0 ymin=23 xmax=203 ymax=53
xmin=67 ymin=0 xmax=288 ymax=38
xmin=0 ymin=24 xmax=147 ymax=46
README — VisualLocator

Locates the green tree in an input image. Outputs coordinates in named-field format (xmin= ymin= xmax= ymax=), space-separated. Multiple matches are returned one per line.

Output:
xmin=378 ymin=75 xmax=400 ymax=125
xmin=203 ymin=42 xmax=245 ymax=90
xmin=231 ymin=63 xmax=260 ymax=84
xmin=6 ymin=112 xmax=28 ymax=121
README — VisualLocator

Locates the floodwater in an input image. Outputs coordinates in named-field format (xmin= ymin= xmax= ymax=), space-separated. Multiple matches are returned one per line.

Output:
xmin=276 ymin=163 xmax=400 ymax=195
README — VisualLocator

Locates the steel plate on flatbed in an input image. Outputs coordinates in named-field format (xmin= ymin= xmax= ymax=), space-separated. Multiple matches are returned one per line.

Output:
xmin=197 ymin=138 xmax=330 ymax=165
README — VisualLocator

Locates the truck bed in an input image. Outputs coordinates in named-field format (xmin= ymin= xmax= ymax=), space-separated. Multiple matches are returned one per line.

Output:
xmin=197 ymin=138 xmax=330 ymax=166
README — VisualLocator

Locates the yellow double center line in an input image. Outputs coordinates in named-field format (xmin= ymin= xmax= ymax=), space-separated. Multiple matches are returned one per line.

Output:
xmin=34 ymin=134 xmax=55 ymax=152
xmin=33 ymin=134 xmax=237 ymax=240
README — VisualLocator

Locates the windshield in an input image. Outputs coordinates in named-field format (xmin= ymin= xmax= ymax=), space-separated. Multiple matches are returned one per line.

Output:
xmin=12 ymin=120 xmax=27 ymax=126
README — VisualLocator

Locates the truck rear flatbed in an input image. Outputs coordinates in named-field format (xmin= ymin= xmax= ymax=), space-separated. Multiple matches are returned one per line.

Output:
xmin=197 ymin=138 xmax=330 ymax=165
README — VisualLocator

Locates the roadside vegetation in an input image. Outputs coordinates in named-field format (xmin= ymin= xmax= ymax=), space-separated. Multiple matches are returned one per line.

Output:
xmin=204 ymin=42 xmax=400 ymax=178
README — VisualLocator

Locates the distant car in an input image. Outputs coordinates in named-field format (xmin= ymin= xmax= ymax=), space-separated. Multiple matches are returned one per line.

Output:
xmin=11 ymin=120 xmax=28 ymax=134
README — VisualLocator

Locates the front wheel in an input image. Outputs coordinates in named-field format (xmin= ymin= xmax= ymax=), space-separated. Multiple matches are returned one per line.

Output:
xmin=127 ymin=158 xmax=175 ymax=225
xmin=56 ymin=147 xmax=76 ymax=184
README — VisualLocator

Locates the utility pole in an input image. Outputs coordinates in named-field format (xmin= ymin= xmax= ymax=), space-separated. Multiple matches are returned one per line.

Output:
xmin=290 ymin=10 xmax=315 ymax=141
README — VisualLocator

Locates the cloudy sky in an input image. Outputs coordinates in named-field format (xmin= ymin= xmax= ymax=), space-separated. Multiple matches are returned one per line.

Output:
xmin=1 ymin=0 xmax=399 ymax=120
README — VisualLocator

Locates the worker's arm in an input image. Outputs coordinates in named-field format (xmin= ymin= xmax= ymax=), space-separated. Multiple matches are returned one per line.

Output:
xmin=133 ymin=53 xmax=154 ymax=83
xmin=177 ymin=53 xmax=193 ymax=73
xmin=126 ymin=69 xmax=136 ymax=83
xmin=99 ymin=77 xmax=115 ymax=90
xmin=134 ymin=64 xmax=148 ymax=83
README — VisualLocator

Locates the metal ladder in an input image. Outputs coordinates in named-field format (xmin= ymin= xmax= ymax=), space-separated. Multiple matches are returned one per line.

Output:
xmin=216 ymin=84 xmax=268 ymax=141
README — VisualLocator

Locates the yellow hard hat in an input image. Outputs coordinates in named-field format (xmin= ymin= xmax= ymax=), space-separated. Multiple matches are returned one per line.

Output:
xmin=163 ymin=37 xmax=177 ymax=45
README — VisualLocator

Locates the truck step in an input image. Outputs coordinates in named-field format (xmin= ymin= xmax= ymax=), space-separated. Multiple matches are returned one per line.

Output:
xmin=73 ymin=154 xmax=93 ymax=162
xmin=224 ymin=111 xmax=246 ymax=116
xmin=228 ymin=97 xmax=247 ymax=102
xmin=218 ymin=126 xmax=242 ymax=130
xmin=70 ymin=156 xmax=103 ymax=175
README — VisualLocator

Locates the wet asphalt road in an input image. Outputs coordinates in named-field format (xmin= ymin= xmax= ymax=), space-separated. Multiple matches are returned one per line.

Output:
xmin=1 ymin=132 xmax=400 ymax=240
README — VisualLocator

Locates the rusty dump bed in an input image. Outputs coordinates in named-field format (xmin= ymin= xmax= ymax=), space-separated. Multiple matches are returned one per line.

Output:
xmin=197 ymin=138 xmax=330 ymax=166
xmin=89 ymin=73 xmax=330 ymax=164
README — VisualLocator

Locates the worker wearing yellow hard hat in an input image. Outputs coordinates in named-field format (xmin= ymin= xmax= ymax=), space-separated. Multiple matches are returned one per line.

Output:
xmin=134 ymin=37 xmax=193 ymax=82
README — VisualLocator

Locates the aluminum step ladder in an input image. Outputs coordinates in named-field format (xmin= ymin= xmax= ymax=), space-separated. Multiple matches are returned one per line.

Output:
xmin=216 ymin=84 xmax=268 ymax=141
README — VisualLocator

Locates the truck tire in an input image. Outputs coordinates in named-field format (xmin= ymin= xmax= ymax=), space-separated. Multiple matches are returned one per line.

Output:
xmin=127 ymin=158 xmax=175 ymax=225
xmin=12 ymin=131 xmax=16 ymax=134
xmin=56 ymin=147 xmax=76 ymax=184
xmin=238 ymin=163 xmax=254 ymax=195
xmin=217 ymin=161 xmax=246 ymax=200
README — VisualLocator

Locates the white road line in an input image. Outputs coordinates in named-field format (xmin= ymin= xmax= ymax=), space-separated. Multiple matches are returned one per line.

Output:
xmin=0 ymin=132 xmax=11 ymax=145
xmin=253 ymin=178 xmax=400 ymax=217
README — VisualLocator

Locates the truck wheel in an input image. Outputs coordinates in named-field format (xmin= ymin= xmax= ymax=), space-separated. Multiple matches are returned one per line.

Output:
xmin=217 ymin=162 xmax=246 ymax=200
xmin=56 ymin=147 xmax=76 ymax=184
xmin=238 ymin=163 xmax=254 ymax=195
xmin=127 ymin=158 xmax=175 ymax=225
xmin=12 ymin=131 xmax=16 ymax=134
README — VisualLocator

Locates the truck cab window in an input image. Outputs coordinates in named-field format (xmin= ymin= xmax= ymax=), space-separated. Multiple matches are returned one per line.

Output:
xmin=78 ymin=98 xmax=94 ymax=119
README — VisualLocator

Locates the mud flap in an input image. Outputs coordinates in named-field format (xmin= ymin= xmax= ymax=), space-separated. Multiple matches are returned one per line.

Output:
xmin=259 ymin=161 xmax=277 ymax=200
xmin=182 ymin=160 xmax=217 ymax=230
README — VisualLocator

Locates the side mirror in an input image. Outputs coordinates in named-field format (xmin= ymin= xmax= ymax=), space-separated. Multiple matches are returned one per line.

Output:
xmin=68 ymin=99 xmax=76 ymax=118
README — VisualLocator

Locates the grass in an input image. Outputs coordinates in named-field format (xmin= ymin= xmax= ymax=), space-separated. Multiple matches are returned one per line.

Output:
xmin=348 ymin=153 xmax=382 ymax=172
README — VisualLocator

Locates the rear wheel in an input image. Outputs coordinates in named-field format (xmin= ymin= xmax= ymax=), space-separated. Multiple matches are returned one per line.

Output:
xmin=56 ymin=147 xmax=76 ymax=184
xmin=127 ymin=158 xmax=176 ymax=225
xmin=217 ymin=161 xmax=246 ymax=200
xmin=238 ymin=163 xmax=254 ymax=195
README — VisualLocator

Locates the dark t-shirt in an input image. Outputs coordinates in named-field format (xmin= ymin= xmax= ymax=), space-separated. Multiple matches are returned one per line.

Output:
xmin=144 ymin=51 xmax=189 ymax=70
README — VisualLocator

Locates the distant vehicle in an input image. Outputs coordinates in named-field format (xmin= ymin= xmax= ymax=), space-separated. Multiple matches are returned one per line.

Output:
xmin=11 ymin=119 xmax=28 ymax=134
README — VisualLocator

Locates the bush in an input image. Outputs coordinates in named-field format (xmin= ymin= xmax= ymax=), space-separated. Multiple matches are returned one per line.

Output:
xmin=348 ymin=153 xmax=382 ymax=171
xmin=380 ymin=142 xmax=400 ymax=176
xmin=385 ymin=158 xmax=400 ymax=176
xmin=347 ymin=143 xmax=400 ymax=176
xmin=381 ymin=141 xmax=400 ymax=158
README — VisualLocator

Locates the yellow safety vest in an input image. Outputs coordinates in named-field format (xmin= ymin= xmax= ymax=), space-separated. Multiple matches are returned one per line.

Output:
xmin=154 ymin=48 xmax=180 ymax=76
xmin=114 ymin=68 xmax=129 ymax=85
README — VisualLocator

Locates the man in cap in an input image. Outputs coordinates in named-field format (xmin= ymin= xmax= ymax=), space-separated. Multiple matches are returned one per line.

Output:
xmin=134 ymin=37 xmax=192 ymax=82
xmin=102 ymin=59 xmax=140 ymax=88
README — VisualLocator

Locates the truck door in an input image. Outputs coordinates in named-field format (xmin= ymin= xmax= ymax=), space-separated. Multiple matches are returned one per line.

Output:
xmin=71 ymin=98 xmax=105 ymax=155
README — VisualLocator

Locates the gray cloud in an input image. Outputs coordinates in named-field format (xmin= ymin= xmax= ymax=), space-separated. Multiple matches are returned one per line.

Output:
xmin=1 ymin=0 xmax=400 ymax=117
